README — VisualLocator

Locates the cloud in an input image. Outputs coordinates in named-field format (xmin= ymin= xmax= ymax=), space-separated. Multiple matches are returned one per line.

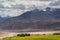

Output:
xmin=49 ymin=0 xmax=60 ymax=8
xmin=40 ymin=0 xmax=53 ymax=1
xmin=2 ymin=2 xmax=12 ymax=7
xmin=0 ymin=0 xmax=60 ymax=17
xmin=0 ymin=4 xmax=4 ymax=8
xmin=0 ymin=0 xmax=52 ymax=9
xmin=0 ymin=9 xmax=24 ymax=17
xmin=0 ymin=0 xmax=50 ymax=8
xmin=49 ymin=0 xmax=60 ymax=6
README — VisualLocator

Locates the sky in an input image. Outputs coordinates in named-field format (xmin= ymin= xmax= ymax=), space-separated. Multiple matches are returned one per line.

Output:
xmin=0 ymin=0 xmax=60 ymax=17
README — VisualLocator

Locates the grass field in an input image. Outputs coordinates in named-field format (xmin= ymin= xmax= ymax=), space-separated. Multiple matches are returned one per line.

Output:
xmin=3 ymin=35 xmax=60 ymax=40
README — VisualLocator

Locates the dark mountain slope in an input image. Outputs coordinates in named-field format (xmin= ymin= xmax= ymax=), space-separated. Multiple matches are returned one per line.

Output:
xmin=0 ymin=8 xmax=60 ymax=31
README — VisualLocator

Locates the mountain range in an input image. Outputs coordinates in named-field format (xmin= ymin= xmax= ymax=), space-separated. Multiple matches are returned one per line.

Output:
xmin=0 ymin=7 xmax=60 ymax=31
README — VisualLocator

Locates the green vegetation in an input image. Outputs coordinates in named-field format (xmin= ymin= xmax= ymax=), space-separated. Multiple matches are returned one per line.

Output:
xmin=17 ymin=34 xmax=30 ymax=37
xmin=3 ymin=35 xmax=60 ymax=40
xmin=53 ymin=33 xmax=60 ymax=35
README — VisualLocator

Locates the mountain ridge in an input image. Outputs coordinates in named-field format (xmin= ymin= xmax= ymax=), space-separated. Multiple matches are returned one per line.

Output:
xmin=0 ymin=7 xmax=60 ymax=31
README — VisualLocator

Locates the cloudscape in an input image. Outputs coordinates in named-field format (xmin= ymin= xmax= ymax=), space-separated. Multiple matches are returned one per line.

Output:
xmin=0 ymin=0 xmax=60 ymax=17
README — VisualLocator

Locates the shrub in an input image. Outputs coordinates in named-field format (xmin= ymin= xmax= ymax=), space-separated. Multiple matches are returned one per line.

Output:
xmin=17 ymin=33 xmax=30 ymax=37
xmin=42 ymin=34 xmax=46 ymax=35
xmin=17 ymin=34 xmax=25 ymax=37
xmin=25 ymin=34 xmax=30 ymax=36
xmin=53 ymin=33 xmax=60 ymax=35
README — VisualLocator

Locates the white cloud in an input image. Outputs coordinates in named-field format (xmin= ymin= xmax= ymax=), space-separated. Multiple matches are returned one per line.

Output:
xmin=0 ymin=9 xmax=24 ymax=17
xmin=2 ymin=2 xmax=12 ymax=7
xmin=1 ymin=0 xmax=50 ymax=8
